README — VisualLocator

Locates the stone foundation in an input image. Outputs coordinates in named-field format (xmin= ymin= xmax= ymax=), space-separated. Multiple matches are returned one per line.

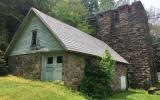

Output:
xmin=8 ymin=53 xmax=42 ymax=79
xmin=112 ymin=62 xmax=128 ymax=91
xmin=62 ymin=52 xmax=85 ymax=89
xmin=8 ymin=52 xmax=85 ymax=89
xmin=8 ymin=52 xmax=127 ymax=91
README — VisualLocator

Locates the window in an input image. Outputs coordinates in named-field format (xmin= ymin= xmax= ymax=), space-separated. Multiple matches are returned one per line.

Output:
xmin=110 ymin=11 xmax=119 ymax=33
xmin=114 ymin=11 xmax=119 ymax=24
xmin=57 ymin=56 xmax=63 ymax=63
xmin=31 ymin=30 xmax=37 ymax=47
xmin=47 ymin=57 xmax=53 ymax=64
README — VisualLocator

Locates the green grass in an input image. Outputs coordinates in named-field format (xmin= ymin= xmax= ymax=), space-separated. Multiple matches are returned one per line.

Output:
xmin=0 ymin=76 xmax=160 ymax=100
xmin=108 ymin=89 xmax=160 ymax=100
xmin=0 ymin=75 xmax=87 ymax=100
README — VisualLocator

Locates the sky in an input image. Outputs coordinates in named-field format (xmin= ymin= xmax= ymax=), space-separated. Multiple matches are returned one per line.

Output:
xmin=140 ymin=0 xmax=160 ymax=10
xmin=115 ymin=0 xmax=160 ymax=10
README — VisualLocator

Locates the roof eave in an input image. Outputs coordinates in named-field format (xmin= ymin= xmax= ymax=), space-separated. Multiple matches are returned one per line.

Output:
xmin=4 ymin=8 xmax=34 ymax=57
xmin=4 ymin=8 xmax=68 ymax=57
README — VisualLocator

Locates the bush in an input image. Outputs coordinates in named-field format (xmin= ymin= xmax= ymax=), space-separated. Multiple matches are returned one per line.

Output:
xmin=0 ymin=50 xmax=8 ymax=76
xmin=80 ymin=50 xmax=115 ymax=99
xmin=0 ymin=67 xmax=8 ymax=76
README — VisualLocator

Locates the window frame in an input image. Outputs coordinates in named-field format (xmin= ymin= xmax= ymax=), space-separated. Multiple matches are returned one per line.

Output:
xmin=31 ymin=29 xmax=37 ymax=48
xmin=57 ymin=56 xmax=63 ymax=63
xmin=47 ymin=57 xmax=53 ymax=64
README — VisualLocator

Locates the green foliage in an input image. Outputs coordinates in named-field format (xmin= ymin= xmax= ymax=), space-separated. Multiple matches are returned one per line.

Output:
xmin=82 ymin=0 xmax=99 ymax=15
xmin=99 ymin=0 xmax=115 ymax=12
xmin=48 ymin=0 xmax=94 ymax=34
xmin=80 ymin=50 xmax=115 ymax=99
xmin=150 ymin=34 xmax=160 ymax=72
xmin=0 ymin=50 xmax=5 ymax=66
xmin=108 ymin=89 xmax=160 ymax=100
xmin=0 ymin=25 xmax=9 ymax=50
xmin=99 ymin=50 xmax=115 ymax=85
xmin=0 ymin=23 xmax=9 ymax=68
xmin=0 ymin=0 xmax=95 ymax=40
xmin=82 ymin=0 xmax=115 ymax=14
xmin=0 ymin=50 xmax=8 ymax=76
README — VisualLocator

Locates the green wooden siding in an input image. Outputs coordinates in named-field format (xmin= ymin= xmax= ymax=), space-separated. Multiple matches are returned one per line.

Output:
xmin=9 ymin=15 xmax=63 ymax=56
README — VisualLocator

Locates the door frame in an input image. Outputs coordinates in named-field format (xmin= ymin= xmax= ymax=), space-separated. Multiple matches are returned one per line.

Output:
xmin=40 ymin=51 xmax=64 ymax=81
xmin=121 ymin=75 xmax=127 ymax=91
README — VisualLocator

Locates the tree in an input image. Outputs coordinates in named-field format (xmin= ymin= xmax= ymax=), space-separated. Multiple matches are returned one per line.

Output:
xmin=82 ymin=0 xmax=99 ymax=15
xmin=82 ymin=0 xmax=116 ymax=14
xmin=148 ymin=7 xmax=160 ymax=25
xmin=80 ymin=50 xmax=115 ymax=99
xmin=99 ymin=0 xmax=115 ymax=12
xmin=99 ymin=50 xmax=115 ymax=86
xmin=0 ymin=0 xmax=95 ymax=38
xmin=115 ymin=0 xmax=131 ymax=8
xmin=148 ymin=7 xmax=160 ymax=72
xmin=49 ymin=0 xmax=94 ymax=34
xmin=150 ymin=35 xmax=160 ymax=72
xmin=0 ymin=50 xmax=6 ymax=67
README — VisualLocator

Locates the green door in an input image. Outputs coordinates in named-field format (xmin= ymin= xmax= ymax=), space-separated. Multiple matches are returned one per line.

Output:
xmin=44 ymin=55 xmax=62 ymax=81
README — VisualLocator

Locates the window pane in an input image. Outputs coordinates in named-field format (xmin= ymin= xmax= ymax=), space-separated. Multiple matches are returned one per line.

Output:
xmin=57 ymin=56 xmax=63 ymax=63
xmin=47 ymin=57 xmax=53 ymax=64
xmin=31 ymin=30 xmax=37 ymax=47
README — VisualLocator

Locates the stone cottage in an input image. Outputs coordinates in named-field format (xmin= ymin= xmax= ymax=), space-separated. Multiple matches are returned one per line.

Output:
xmin=88 ymin=1 xmax=158 ymax=89
xmin=5 ymin=8 xmax=128 ymax=91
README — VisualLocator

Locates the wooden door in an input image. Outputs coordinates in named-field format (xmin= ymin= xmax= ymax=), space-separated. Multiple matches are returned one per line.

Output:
xmin=45 ymin=55 xmax=62 ymax=81
xmin=121 ymin=76 xmax=127 ymax=91
xmin=45 ymin=56 xmax=55 ymax=81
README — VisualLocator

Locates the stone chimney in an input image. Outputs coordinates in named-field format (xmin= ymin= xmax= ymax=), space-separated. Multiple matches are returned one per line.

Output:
xmin=90 ymin=1 xmax=158 ymax=89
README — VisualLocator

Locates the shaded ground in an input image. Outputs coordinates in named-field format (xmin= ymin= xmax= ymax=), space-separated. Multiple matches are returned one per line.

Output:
xmin=108 ymin=89 xmax=160 ymax=100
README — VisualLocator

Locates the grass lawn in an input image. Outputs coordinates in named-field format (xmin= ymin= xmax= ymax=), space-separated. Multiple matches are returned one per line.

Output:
xmin=0 ymin=75 xmax=87 ymax=100
xmin=108 ymin=89 xmax=160 ymax=100
xmin=0 ymin=76 xmax=160 ymax=100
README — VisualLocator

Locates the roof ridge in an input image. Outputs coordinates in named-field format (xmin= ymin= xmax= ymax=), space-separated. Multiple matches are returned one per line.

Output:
xmin=5 ymin=7 xmax=128 ymax=64
xmin=31 ymin=8 xmax=128 ymax=64
xmin=32 ymin=8 xmax=112 ymax=48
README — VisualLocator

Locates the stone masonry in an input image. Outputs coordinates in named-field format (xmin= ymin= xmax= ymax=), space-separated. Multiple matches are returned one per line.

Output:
xmin=8 ymin=52 xmax=85 ymax=90
xmin=112 ymin=62 xmax=128 ymax=91
xmin=8 ymin=53 xmax=42 ymax=79
xmin=88 ymin=1 xmax=157 ymax=89
xmin=62 ymin=52 xmax=85 ymax=89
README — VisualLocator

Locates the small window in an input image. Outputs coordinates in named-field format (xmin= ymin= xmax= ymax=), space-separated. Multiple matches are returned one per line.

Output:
xmin=31 ymin=30 xmax=37 ymax=47
xmin=47 ymin=57 xmax=53 ymax=64
xmin=114 ymin=11 xmax=119 ymax=24
xmin=57 ymin=56 xmax=63 ymax=63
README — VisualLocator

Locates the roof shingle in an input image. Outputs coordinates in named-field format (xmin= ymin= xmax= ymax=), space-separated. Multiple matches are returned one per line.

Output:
xmin=32 ymin=8 xmax=128 ymax=64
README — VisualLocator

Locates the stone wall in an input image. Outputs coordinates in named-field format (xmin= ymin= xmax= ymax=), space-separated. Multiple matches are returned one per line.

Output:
xmin=62 ymin=52 xmax=85 ymax=89
xmin=8 ymin=52 xmax=128 ymax=91
xmin=8 ymin=53 xmax=42 ymax=79
xmin=8 ymin=52 xmax=85 ymax=89
xmin=89 ymin=1 xmax=157 ymax=89
xmin=112 ymin=62 xmax=128 ymax=91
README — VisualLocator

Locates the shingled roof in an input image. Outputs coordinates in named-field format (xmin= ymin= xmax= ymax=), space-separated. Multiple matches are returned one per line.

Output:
xmin=5 ymin=8 xmax=128 ymax=64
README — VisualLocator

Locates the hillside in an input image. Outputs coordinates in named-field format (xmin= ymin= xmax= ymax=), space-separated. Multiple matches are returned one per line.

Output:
xmin=0 ymin=76 xmax=86 ymax=100
xmin=0 ymin=76 xmax=160 ymax=100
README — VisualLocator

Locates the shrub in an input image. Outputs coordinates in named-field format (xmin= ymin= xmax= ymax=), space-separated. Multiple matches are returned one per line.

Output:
xmin=0 ymin=67 xmax=8 ymax=76
xmin=0 ymin=50 xmax=8 ymax=76
xmin=80 ymin=50 xmax=115 ymax=99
